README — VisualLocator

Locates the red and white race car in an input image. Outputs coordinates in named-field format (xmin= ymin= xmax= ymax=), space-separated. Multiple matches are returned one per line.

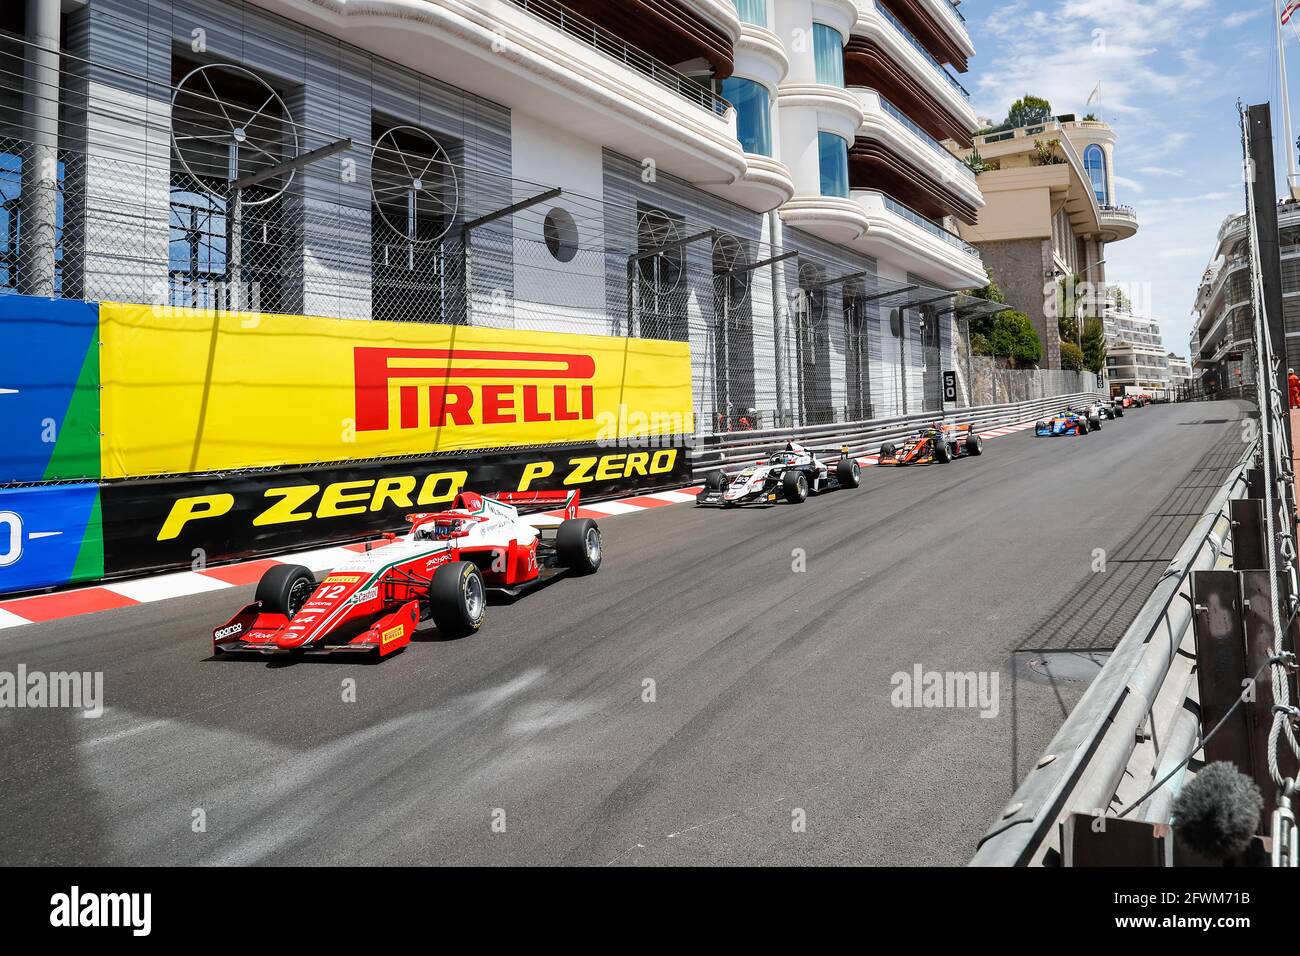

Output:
xmin=211 ymin=490 xmax=600 ymax=658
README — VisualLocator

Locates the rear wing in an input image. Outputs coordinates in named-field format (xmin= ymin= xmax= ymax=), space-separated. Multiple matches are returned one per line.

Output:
xmin=492 ymin=489 xmax=581 ymax=520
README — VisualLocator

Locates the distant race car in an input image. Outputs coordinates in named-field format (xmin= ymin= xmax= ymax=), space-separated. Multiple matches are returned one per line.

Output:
xmin=211 ymin=489 xmax=600 ymax=658
xmin=877 ymin=421 xmax=984 ymax=466
xmin=696 ymin=440 xmax=861 ymax=506
xmin=1035 ymin=407 xmax=1095 ymax=436
xmin=1097 ymin=398 xmax=1124 ymax=419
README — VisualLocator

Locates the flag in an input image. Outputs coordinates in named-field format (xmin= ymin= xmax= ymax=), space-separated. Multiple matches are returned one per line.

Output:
xmin=1086 ymin=82 xmax=1100 ymax=106
xmin=1284 ymin=0 xmax=1300 ymax=25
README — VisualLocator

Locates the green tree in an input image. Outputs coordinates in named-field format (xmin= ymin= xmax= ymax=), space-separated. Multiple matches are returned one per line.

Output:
xmin=1006 ymin=94 xmax=1053 ymax=128
xmin=965 ymin=282 xmax=1007 ymax=340
xmin=989 ymin=311 xmax=1042 ymax=367
xmin=1082 ymin=317 xmax=1107 ymax=373
xmin=1060 ymin=341 xmax=1084 ymax=371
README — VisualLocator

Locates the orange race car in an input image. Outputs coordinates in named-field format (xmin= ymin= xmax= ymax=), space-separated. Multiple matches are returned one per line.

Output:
xmin=877 ymin=421 xmax=983 ymax=466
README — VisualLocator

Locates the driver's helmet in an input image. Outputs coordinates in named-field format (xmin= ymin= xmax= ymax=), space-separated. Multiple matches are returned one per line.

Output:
xmin=417 ymin=517 xmax=468 ymax=541
xmin=769 ymin=450 xmax=799 ymax=465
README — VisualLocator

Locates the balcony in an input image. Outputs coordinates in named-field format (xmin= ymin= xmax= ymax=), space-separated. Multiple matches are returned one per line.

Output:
xmin=874 ymin=3 xmax=968 ymax=100
xmin=847 ymin=4 xmax=978 ymax=145
xmin=264 ymin=0 xmax=748 ymax=187
xmin=506 ymin=0 xmax=731 ymax=115
xmin=851 ymin=188 xmax=986 ymax=288
xmin=1098 ymin=202 xmax=1138 ymax=242
xmin=849 ymin=87 xmax=982 ymax=223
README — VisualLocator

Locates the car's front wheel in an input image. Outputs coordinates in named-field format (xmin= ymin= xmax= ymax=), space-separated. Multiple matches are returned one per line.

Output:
xmin=255 ymin=564 xmax=315 ymax=618
xmin=933 ymin=438 xmax=952 ymax=463
xmin=429 ymin=561 xmax=486 ymax=638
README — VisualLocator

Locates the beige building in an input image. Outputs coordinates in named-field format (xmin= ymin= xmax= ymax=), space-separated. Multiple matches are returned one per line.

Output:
xmin=954 ymin=115 xmax=1138 ymax=367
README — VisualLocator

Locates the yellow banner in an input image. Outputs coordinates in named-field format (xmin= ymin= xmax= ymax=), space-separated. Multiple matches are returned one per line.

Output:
xmin=99 ymin=303 xmax=694 ymax=479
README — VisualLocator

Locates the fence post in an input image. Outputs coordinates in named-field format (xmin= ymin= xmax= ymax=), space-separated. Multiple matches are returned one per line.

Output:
xmin=19 ymin=0 xmax=62 ymax=297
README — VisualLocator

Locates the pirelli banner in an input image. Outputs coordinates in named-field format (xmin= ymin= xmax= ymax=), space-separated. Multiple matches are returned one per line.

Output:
xmin=98 ymin=303 xmax=694 ymax=478
xmin=98 ymin=442 xmax=690 ymax=577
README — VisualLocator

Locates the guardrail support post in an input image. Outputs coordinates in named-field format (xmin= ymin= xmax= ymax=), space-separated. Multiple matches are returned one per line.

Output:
xmin=1241 ymin=570 xmax=1299 ymax=822
xmin=1231 ymin=499 xmax=1267 ymax=570
xmin=1191 ymin=570 xmax=1258 ymax=776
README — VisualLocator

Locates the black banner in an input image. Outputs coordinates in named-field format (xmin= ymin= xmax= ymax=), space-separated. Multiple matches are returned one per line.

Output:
xmin=99 ymin=443 xmax=689 ymax=577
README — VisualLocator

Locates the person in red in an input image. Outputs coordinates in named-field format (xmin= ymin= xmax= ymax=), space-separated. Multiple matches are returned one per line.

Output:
xmin=1290 ymin=368 xmax=1300 ymax=409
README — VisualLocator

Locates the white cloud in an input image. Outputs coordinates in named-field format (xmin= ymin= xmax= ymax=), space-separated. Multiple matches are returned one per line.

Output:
xmin=1223 ymin=8 xmax=1266 ymax=29
xmin=1137 ymin=165 xmax=1183 ymax=177
xmin=1113 ymin=174 xmax=1144 ymax=193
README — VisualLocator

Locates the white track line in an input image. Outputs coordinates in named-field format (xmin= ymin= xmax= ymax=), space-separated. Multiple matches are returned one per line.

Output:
xmin=102 ymin=572 xmax=232 ymax=603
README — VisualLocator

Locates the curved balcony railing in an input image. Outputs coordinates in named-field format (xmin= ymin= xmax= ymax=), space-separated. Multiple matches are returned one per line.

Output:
xmin=876 ymin=3 xmax=969 ymax=99
xmin=877 ymin=94 xmax=974 ymax=180
xmin=506 ymin=0 xmax=731 ymax=116
xmin=879 ymin=191 xmax=980 ymax=258
xmin=1099 ymin=202 xmax=1136 ymax=219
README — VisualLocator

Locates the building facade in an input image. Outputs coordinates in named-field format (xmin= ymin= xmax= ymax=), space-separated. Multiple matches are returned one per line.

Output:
xmin=1167 ymin=352 xmax=1191 ymax=398
xmin=1103 ymin=306 xmax=1169 ymax=397
xmin=1192 ymin=200 xmax=1300 ymax=395
xmin=955 ymin=115 xmax=1138 ymax=369
xmin=1 ymin=0 xmax=990 ymax=435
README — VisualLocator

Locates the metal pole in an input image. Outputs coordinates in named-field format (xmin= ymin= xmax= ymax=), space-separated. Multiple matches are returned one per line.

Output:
xmin=19 ymin=0 xmax=61 ymax=297
xmin=768 ymin=210 xmax=786 ymax=426
xmin=227 ymin=186 xmax=243 ymax=312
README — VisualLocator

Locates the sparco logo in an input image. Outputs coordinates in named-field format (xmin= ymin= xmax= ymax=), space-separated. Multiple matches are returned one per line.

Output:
xmin=213 ymin=622 xmax=243 ymax=640
xmin=50 ymin=886 xmax=151 ymax=936
xmin=353 ymin=347 xmax=596 ymax=432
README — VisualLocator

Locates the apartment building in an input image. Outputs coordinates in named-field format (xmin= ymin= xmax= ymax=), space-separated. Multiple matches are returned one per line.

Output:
xmin=1192 ymin=200 xmax=1300 ymax=393
xmin=1 ymin=0 xmax=987 ymax=435
xmin=1103 ymin=307 xmax=1169 ymax=397
xmin=955 ymin=115 xmax=1138 ymax=369
xmin=1167 ymin=353 xmax=1191 ymax=398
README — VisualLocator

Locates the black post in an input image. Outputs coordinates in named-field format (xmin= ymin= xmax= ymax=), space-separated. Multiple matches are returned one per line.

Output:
xmin=1247 ymin=104 xmax=1290 ymax=452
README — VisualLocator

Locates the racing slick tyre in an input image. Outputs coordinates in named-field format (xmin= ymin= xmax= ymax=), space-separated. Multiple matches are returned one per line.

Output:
xmin=933 ymin=437 xmax=952 ymax=464
xmin=704 ymin=470 xmax=727 ymax=492
xmin=557 ymin=518 xmax=602 ymax=574
xmin=1079 ymin=418 xmax=1090 ymax=434
xmin=782 ymin=469 xmax=809 ymax=503
xmin=1089 ymin=413 xmax=1102 ymax=431
xmin=255 ymin=564 xmax=315 ymax=618
xmin=429 ymin=561 xmax=486 ymax=638
xmin=878 ymin=441 xmax=896 ymax=460
xmin=966 ymin=433 xmax=983 ymax=456
xmin=836 ymin=458 xmax=861 ymax=488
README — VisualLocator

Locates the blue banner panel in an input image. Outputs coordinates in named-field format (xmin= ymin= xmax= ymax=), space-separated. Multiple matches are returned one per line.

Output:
xmin=0 ymin=483 xmax=102 ymax=596
xmin=0 ymin=295 xmax=100 ymax=482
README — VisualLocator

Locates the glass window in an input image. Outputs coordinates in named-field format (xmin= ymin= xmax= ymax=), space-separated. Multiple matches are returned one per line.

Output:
xmin=818 ymin=131 xmax=849 ymax=198
xmin=1084 ymin=144 xmax=1107 ymax=205
xmin=813 ymin=23 xmax=845 ymax=87
xmin=721 ymin=77 xmax=772 ymax=156
xmin=733 ymin=0 xmax=767 ymax=26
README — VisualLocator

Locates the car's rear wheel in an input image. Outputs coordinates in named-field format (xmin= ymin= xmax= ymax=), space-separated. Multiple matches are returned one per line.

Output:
xmin=429 ymin=561 xmax=485 ymax=638
xmin=836 ymin=458 xmax=861 ymax=488
xmin=879 ymin=441 xmax=896 ymax=460
xmin=557 ymin=518 xmax=602 ymax=574
xmin=255 ymin=564 xmax=315 ymax=618
xmin=1089 ymin=413 xmax=1102 ymax=430
xmin=933 ymin=437 xmax=952 ymax=463
xmin=966 ymin=433 xmax=983 ymax=456
xmin=783 ymin=470 xmax=809 ymax=503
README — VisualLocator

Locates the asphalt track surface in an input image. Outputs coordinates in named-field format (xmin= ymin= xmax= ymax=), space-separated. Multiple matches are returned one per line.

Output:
xmin=0 ymin=400 xmax=1249 ymax=866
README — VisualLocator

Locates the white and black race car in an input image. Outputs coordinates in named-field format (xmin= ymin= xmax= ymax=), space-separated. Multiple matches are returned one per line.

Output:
xmin=696 ymin=441 xmax=861 ymax=507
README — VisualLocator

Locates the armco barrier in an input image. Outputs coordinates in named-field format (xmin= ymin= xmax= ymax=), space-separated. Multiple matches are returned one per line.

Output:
xmin=969 ymin=439 xmax=1254 ymax=866
xmin=690 ymin=392 xmax=1104 ymax=478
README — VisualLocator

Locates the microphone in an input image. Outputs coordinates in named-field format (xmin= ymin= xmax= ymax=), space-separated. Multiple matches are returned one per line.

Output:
xmin=1171 ymin=762 xmax=1264 ymax=862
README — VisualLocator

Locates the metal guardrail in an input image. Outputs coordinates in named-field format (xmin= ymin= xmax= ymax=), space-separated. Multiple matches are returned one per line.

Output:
xmin=690 ymin=391 xmax=1104 ymax=477
xmin=969 ymin=438 xmax=1256 ymax=866
xmin=505 ymin=0 xmax=731 ymax=116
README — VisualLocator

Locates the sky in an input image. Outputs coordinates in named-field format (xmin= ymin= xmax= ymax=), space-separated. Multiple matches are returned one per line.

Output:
xmin=963 ymin=0 xmax=1294 ymax=358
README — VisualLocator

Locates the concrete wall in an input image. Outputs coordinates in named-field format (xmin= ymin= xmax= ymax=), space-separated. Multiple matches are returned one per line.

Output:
xmin=966 ymin=355 xmax=1098 ymax=406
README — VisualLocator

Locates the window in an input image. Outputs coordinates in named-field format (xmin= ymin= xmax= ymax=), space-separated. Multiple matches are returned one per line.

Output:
xmin=818 ymin=132 xmax=849 ymax=198
xmin=543 ymin=207 xmax=578 ymax=262
xmin=733 ymin=0 xmax=767 ymax=26
xmin=721 ymin=77 xmax=772 ymax=156
xmin=1084 ymin=144 xmax=1107 ymax=205
xmin=813 ymin=24 xmax=845 ymax=87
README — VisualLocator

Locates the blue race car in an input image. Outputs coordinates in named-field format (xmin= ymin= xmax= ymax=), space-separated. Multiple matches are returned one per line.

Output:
xmin=1035 ymin=407 xmax=1095 ymax=436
